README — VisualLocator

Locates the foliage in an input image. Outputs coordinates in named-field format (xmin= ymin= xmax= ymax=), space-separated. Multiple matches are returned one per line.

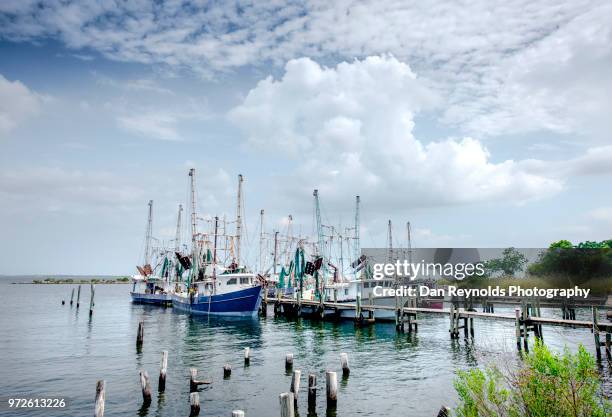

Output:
xmin=483 ymin=247 xmax=528 ymax=277
xmin=454 ymin=342 xmax=610 ymax=417
xmin=528 ymin=244 xmax=612 ymax=285
xmin=550 ymin=240 xmax=573 ymax=249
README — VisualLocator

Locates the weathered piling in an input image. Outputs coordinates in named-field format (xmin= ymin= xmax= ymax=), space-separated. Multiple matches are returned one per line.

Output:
xmin=340 ymin=352 xmax=350 ymax=377
xmin=290 ymin=370 xmax=301 ymax=402
xmin=593 ymin=307 xmax=601 ymax=361
xmin=158 ymin=350 xmax=168 ymax=392
xmin=307 ymin=374 xmax=316 ymax=410
xmin=515 ymin=308 xmax=522 ymax=350
xmin=522 ymin=305 xmax=529 ymax=351
xmin=70 ymin=288 xmax=75 ymax=306
xmin=94 ymin=380 xmax=105 ymax=417
xmin=232 ymin=411 xmax=245 ymax=417
xmin=189 ymin=368 xmax=211 ymax=392
xmin=139 ymin=370 xmax=152 ymax=404
xmin=279 ymin=392 xmax=294 ymax=417
xmin=76 ymin=284 xmax=81 ymax=308
xmin=136 ymin=320 xmax=144 ymax=347
xmin=89 ymin=283 xmax=95 ymax=316
xmin=437 ymin=405 xmax=451 ymax=417
xmin=224 ymin=364 xmax=232 ymax=378
xmin=325 ymin=371 xmax=338 ymax=408
xmin=285 ymin=353 xmax=293 ymax=370
xmin=469 ymin=317 xmax=475 ymax=337
xmin=244 ymin=347 xmax=250 ymax=365
xmin=62 ymin=299 xmax=65 ymax=305
xmin=189 ymin=392 xmax=200 ymax=416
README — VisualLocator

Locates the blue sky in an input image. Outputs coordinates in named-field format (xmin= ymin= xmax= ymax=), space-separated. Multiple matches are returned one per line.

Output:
xmin=1 ymin=1 xmax=611 ymax=275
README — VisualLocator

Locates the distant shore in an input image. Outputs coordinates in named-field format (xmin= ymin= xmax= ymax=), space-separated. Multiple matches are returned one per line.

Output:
xmin=13 ymin=277 xmax=131 ymax=285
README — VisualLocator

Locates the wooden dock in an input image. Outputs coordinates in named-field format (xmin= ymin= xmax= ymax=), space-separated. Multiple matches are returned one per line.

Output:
xmin=270 ymin=297 xmax=612 ymax=360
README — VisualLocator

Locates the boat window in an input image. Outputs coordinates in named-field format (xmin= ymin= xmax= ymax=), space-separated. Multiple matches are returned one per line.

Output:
xmin=240 ymin=277 xmax=250 ymax=284
xmin=226 ymin=278 xmax=237 ymax=285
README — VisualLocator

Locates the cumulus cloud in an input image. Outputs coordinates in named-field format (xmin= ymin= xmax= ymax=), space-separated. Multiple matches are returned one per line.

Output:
xmin=2 ymin=1 xmax=610 ymax=138
xmin=0 ymin=73 xmax=44 ymax=136
xmin=229 ymin=56 xmax=564 ymax=208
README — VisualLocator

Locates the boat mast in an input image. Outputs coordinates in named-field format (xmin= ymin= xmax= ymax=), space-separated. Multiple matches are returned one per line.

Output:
xmin=144 ymin=200 xmax=153 ymax=266
xmin=235 ymin=174 xmax=243 ymax=267
xmin=354 ymin=195 xmax=360 ymax=264
xmin=175 ymin=204 xmax=183 ymax=252
xmin=259 ymin=209 xmax=265 ymax=273
xmin=387 ymin=220 xmax=393 ymax=262
xmin=406 ymin=221 xmax=412 ymax=265
xmin=189 ymin=169 xmax=198 ymax=280
xmin=213 ymin=216 xmax=219 ymax=283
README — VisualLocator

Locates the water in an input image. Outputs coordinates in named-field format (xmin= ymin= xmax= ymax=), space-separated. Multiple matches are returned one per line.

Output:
xmin=0 ymin=281 xmax=609 ymax=417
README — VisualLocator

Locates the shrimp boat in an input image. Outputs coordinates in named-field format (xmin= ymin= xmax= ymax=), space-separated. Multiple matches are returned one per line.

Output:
xmin=171 ymin=170 xmax=263 ymax=317
xmin=131 ymin=201 xmax=184 ymax=306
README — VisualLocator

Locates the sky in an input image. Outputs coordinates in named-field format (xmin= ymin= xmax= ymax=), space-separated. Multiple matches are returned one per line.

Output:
xmin=0 ymin=0 xmax=611 ymax=275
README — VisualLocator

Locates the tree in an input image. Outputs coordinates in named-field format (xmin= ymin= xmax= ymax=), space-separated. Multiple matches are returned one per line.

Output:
xmin=550 ymin=240 xmax=573 ymax=249
xmin=484 ymin=247 xmax=528 ymax=277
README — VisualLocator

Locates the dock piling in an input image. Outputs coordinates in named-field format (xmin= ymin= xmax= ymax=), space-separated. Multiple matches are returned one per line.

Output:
xmin=515 ymin=308 xmax=522 ymax=350
xmin=593 ymin=307 xmax=602 ymax=361
xmin=223 ymin=364 xmax=232 ymax=378
xmin=307 ymin=374 xmax=316 ymax=410
xmin=159 ymin=350 xmax=168 ymax=392
xmin=232 ymin=411 xmax=245 ymax=417
xmin=340 ymin=352 xmax=350 ymax=377
xmin=139 ymin=370 xmax=152 ymax=405
xmin=76 ymin=284 xmax=81 ymax=308
xmin=136 ymin=320 xmax=144 ymax=347
xmin=325 ymin=371 xmax=338 ymax=408
xmin=285 ymin=353 xmax=293 ymax=370
xmin=190 ymin=368 xmax=211 ymax=392
xmin=279 ymin=392 xmax=294 ymax=417
xmin=437 ymin=405 xmax=451 ymax=417
xmin=290 ymin=370 xmax=301 ymax=402
xmin=189 ymin=392 xmax=200 ymax=416
xmin=89 ymin=283 xmax=95 ymax=316
xmin=70 ymin=288 xmax=75 ymax=306
xmin=94 ymin=380 xmax=105 ymax=417
xmin=244 ymin=347 xmax=250 ymax=365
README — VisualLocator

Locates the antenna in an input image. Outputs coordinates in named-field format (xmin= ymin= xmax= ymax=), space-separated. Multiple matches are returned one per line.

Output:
xmin=235 ymin=174 xmax=243 ymax=266
xmin=175 ymin=204 xmax=183 ymax=252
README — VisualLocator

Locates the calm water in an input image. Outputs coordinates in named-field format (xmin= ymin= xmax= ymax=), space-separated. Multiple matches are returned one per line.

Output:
xmin=0 ymin=282 xmax=610 ymax=417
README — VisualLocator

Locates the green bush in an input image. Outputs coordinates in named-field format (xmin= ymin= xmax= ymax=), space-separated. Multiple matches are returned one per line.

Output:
xmin=454 ymin=342 xmax=610 ymax=417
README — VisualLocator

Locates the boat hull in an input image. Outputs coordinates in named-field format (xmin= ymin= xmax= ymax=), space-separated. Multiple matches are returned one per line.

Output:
xmin=130 ymin=292 xmax=173 ymax=306
xmin=172 ymin=285 xmax=263 ymax=317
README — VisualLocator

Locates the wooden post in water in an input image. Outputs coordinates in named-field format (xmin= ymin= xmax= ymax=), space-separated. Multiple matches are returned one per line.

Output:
xmin=515 ymin=308 xmax=522 ymax=351
xmin=139 ymin=370 xmax=152 ymax=405
xmin=189 ymin=392 xmax=200 ymax=416
xmin=437 ymin=405 xmax=451 ymax=417
xmin=285 ymin=353 xmax=293 ymax=370
xmin=190 ymin=368 xmax=211 ymax=392
xmin=469 ymin=317 xmax=474 ymax=338
xmin=76 ymin=284 xmax=81 ymax=308
xmin=159 ymin=350 xmax=168 ymax=392
xmin=449 ymin=304 xmax=454 ymax=338
xmin=307 ymin=374 xmax=316 ymax=410
xmin=325 ymin=371 xmax=338 ymax=408
xmin=94 ymin=380 xmax=105 ymax=417
xmin=340 ymin=353 xmax=350 ymax=377
xmin=224 ymin=364 xmax=232 ymax=378
xmin=70 ymin=288 xmax=75 ymax=306
xmin=592 ymin=307 xmax=602 ymax=361
xmin=232 ymin=411 xmax=245 ymax=417
xmin=244 ymin=347 xmax=250 ymax=365
xmin=290 ymin=370 xmax=301 ymax=402
xmin=89 ymin=284 xmax=95 ymax=316
xmin=522 ymin=305 xmax=529 ymax=351
xmin=279 ymin=392 xmax=294 ymax=417
xmin=136 ymin=320 xmax=144 ymax=347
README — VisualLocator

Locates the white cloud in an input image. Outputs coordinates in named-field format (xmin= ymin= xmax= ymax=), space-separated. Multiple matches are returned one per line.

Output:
xmin=0 ymin=73 xmax=44 ymax=136
xmin=229 ymin=56 xmax=565 ymax=209
xmin=2 ymin=1 xmax=610 ymax=139
xmin=117 ymin=111 xmax=183 ymax=141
